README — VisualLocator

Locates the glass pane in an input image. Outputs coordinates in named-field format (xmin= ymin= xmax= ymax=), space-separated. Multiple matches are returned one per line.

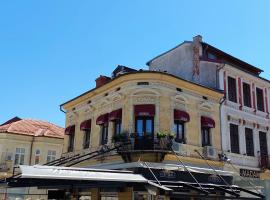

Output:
xmin=136 ymin=119 xmax=143 ymax=137
xmin=21 ymin=148 xmax=25 ymax=153
xmin=14 ymin=154 xmax=19 ymax=165
xmin=145 ymin=119 xmax=153 ymax=134
xmin=178 ymin=124 xmax=183 ymax=140
xmin=173 ymin=123 xmax=178 ymax=135
xmin=20 ymin=155 xmax=24 ymax=165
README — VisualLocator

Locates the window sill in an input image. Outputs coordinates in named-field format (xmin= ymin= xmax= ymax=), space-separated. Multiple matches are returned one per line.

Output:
xmin=242 ymin=106 xmax=255 ymax=114
xmin=256 ymin=110 xmax=268 ymax=118
xmin=226 ymin=101 xmax=240 ymax=110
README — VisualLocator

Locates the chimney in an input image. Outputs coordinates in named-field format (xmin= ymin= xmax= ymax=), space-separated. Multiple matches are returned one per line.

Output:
xmin=193 ymin=35 xmax=202 ymax=43
xmin=95 ymin=75 xmax=111 ymax=88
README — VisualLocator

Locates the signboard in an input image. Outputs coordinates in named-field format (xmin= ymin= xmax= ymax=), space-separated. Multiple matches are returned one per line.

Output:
xmin=240 ymin=168 xmax=260 ymax=178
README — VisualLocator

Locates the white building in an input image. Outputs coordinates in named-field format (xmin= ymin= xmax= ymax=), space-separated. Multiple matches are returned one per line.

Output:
xmin=147 ymin=35 xmax=270 ymax=196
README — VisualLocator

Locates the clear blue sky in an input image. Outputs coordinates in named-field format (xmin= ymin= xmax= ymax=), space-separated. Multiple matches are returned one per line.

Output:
xmin=1 ymin=0 xmax=269 ymax=127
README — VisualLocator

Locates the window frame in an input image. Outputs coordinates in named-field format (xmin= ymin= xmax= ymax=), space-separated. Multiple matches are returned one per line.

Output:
xmin=135 ymin=116 xmax=154 ymax=138
xmin=245 ymin=128 xmax=254 ymax=156
xmin=100 ymin=124 xmax=109 ymax=145
xmin=83 ymin=130 xmax=91 ymax=149
xmin=34 ymin=149 xmax=41 ymax=164
xmin=242 ymin=82 xmax=252 ymax=108
xmin=47 ymin=150 xmax=56 ymax=163
xmin=227 ymin=76 xmax=237 ymax=103
xmin=259 ymin=131 xmax=268 ymax=156
xmin=256 ymin=87 xmax=265 ymax=112
xmin=230 ymin=124 xmax=240 ymax=154
xmin=174 ymin=120 xmax=185 ymax=143
xmin=201 ymin=127 xmax=211 ymax=147
xmin=14 ymin=148 xmax=25 ymax=165
xmin=113 ymin=120 xmax=122 ymax=136
xmin=68 ymin=133 xmax=75 ymax=152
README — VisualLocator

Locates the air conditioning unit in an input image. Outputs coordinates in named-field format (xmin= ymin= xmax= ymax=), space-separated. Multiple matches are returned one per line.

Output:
xmin=203 ymin=146 xmax=217 ymax=160
xmin=172 ymin=141 xmax=187 ymax=155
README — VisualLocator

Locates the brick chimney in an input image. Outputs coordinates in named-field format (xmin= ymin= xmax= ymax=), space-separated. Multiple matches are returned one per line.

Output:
xmin=95 ymin=75 xmax=111 ymax=88
xmin=192 ymin=35 xmax=203 ymax=83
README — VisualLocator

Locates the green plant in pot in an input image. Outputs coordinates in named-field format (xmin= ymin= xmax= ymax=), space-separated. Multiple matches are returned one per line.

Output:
xmin=157 ymin=132 xmax=167 ymax=139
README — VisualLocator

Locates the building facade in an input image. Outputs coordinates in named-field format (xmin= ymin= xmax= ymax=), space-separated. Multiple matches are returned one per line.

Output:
xmin=147 ymin=35 xmax=270 ymax=196
xmin=37 ymin=68 xmax=262 ymax=199
xmin=0 ymin=117 xmax=64 ymax=178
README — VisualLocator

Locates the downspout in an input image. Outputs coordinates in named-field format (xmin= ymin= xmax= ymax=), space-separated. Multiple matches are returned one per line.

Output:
xmin=217 ymin=63 xmax=226 ymax=153
xmin=29 ymin=135 xmax=35 ymax=165
xmin=60 ymin=105 xmax=66 ymax=114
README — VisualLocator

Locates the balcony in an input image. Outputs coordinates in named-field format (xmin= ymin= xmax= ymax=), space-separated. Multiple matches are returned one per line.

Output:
xmin=115 ymin=133 xmax=172 ymax=162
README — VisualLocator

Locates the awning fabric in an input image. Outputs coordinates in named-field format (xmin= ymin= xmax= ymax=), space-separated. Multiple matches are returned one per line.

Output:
xmin=80 ymin=119 xmax=91 ymax=130
xmin=134 ymin=104 xmax=155 ymax=116
xmin=65 ymin=125 xmax=75 ymax=135
xmin=96 ymin=113 xmax=109 ymax=125
xmin=174 ymin=109 xmax=190 ymax=122
xmin=109 ymin=109 xmax=122 ymax=121
xmin=18 ymin=165 xmax=147 ymax=183
xmin=201 ymin=116 xmax=215 ymax=128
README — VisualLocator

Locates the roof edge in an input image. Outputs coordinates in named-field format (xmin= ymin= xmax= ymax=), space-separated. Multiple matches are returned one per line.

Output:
xmin=60 ymin=70 xmax=224 ymax=110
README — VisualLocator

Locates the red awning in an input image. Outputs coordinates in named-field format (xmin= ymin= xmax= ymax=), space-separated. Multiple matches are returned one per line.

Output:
xmin=80 ymin=119 xmax=91 ymax=130
xmin=96 ymin=113 xmax=109 ymax=125
xmin=134 ymin=104 xmax=155 ymax=116
xmin=65 ymin=125 xmax=75 ymax=135
xmin=174 ymin=109 xmax=190 ymax=122
xmin=109 ymin=109 xmax=122 ymax=121
xmin=201 ymin=116 xmax=215 ymax=128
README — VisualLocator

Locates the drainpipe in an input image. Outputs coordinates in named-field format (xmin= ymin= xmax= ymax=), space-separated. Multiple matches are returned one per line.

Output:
xmin=29 ymin=135 xmax=35 ymax=165
xmin=60 ymin=105 xmax=66 ymax=114
xmin=217 ymin=63 xmax=226 ymax=153
xmin=219 ymin=96 xmax=226 ymax=153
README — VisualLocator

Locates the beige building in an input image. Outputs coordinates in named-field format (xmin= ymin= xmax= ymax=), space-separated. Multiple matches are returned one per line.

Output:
xmin=0 ymin=116 xmax=64 ymax=178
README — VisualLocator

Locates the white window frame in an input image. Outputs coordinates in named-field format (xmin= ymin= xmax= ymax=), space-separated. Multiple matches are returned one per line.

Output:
xmin=35 ymin=149 xmax=41 ymax=164
xmin=14 ymin=148 xmax=25 ymax=165
xmin=47 ymin=150 xmax=56 ymax=163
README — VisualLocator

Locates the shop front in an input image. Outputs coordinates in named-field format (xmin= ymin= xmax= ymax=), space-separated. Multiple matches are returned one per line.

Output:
xmin=4 ymin=165 xmax=265 ymax=200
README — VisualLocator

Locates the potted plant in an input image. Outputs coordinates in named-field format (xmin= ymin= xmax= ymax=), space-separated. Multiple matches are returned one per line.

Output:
xmin=157 ymin=132 xmax=167 ymax=139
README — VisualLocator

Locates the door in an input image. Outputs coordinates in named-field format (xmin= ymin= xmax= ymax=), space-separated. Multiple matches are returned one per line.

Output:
xmin=135 ymin=117 xmax=154 ymax=150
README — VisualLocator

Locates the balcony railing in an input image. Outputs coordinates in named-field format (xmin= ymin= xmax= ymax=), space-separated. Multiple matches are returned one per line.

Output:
xmin=114 ymin=134 xmax=172 ymax=152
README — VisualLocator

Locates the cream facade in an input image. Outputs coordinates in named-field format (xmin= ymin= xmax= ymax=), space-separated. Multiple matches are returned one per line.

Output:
xmin=0 ymin=118 xmax=64 ymax=178
xmin=62 ymin=71 xmax=223 ymax=160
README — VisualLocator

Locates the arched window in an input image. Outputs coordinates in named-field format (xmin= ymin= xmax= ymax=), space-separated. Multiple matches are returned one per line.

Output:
xmin=35 ymin=149 xmax=41 ymax=164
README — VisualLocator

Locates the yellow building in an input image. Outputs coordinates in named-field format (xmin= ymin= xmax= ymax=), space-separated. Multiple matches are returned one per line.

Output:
xmin=59 ymin=67 xmax=235 ymax=199
xmin=0 ymin=116 xmax=64 ymax=178
xmin=6 ymin=67 xmax=264 ymax=199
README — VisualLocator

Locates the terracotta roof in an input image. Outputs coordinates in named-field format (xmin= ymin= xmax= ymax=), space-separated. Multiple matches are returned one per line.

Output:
xmin=0 ymin=118 xmax=64 ymax=139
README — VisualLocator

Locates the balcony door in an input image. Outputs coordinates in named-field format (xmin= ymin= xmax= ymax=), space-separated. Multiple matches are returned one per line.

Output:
xmin=135 ymin=116 xmax=154 ymax=150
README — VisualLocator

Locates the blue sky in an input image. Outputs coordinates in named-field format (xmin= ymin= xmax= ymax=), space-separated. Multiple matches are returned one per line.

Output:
xmin=0 ymin=0 xmax=269 ymax=127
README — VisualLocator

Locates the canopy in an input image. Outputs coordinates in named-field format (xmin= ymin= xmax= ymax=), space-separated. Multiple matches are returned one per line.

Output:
xmin=174 ymin=109 xmax=190 ymax=122
xmin=96 ymin=113 xmax=109 ymax=125
xmin=80 ymin=119 xmax=91 ymax=130
xmin=109 ymin=109 xmax=122 ymax=121
xmin=64 ymin=125 xmax=75 ymax=135
xmin=201 ymin=116 xmax=215 ymax=128
xmin=134 ymin=104 xmax=155 ymax=117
